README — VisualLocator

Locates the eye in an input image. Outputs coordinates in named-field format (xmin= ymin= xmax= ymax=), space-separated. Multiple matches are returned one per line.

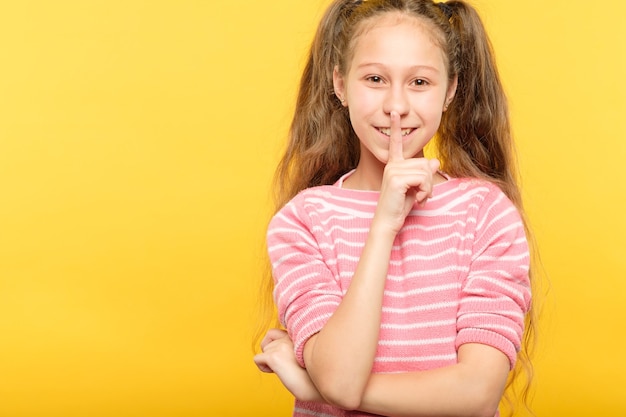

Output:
xmin=366 ymin=75 xmax=384 ymax=83
xmin=412 ymin=78 xmax=429 ymax=87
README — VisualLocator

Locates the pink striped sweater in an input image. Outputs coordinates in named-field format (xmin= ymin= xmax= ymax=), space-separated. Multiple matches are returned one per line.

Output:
xmin=267 ymin=172 xmax=531 ymax=417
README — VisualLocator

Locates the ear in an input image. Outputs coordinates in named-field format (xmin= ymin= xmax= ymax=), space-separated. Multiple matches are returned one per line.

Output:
xmin=443 ymin=74 xmax=458 ymax=111
xmin=333 ymin=65 xmax=347 ymax=106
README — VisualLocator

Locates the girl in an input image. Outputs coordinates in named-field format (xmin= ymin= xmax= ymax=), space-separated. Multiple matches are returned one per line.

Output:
xmin=255 ymin=1 xmax=536 ymax=416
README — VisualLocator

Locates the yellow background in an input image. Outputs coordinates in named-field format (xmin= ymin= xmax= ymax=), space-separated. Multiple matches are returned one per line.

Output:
xmin=0 ymin=1 xmax=624 ymax=416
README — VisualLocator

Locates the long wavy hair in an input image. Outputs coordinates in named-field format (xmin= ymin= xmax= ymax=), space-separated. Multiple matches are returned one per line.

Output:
xmin=256 ymin=1 xmax=539 ymax=415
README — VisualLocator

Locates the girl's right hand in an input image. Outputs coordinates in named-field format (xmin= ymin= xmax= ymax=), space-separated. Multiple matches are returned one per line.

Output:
xmin=253 ymin=329 xmax=323 ymax=403
xmin=375 ymin=111 xmax=440 ymax=235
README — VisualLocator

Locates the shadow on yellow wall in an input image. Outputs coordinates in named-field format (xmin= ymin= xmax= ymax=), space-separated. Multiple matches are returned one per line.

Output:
xmin=0 ymin=1 xmax=624 ymax=416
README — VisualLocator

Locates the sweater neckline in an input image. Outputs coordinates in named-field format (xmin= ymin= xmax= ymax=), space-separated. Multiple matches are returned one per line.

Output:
xmin=335 ymin=169 xmax=455 ymax=191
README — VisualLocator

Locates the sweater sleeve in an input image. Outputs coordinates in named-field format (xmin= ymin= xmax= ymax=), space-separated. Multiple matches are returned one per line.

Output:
xmin=455 ymin=186 xmax=531 ymax=368
xmin=267 ymin=196 xmax=342 ymax=367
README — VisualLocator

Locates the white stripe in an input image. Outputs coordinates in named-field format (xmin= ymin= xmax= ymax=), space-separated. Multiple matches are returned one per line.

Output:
xmin=480 ymin=203 xmax=516 ymax=233
xmin=410 ymin=186 xmax=489 ymax=217
xmin=268 ymin=226 xmax=317 ymax=248
xmin=336 ymin=253 xmax=360 ymax=263
xmin=388 ymin=264 xmax=469 ymax=281
xmin=471 ymin=222 xmax=525 ymax=262
xmin=465 ymin=274 xmax=527 ymax=300
xmin=458 ymin=309 xmax=525 ymax=320
xmin=456 ymin=320 xmax=521 ymax=338
xmin=319 ymin=213 xmax=359 ymax=225
xmin=318 ymin=237 xmax=365 ymax=249
xmin=304 ymin=197 xmax=375 ymax=218
xmin=274 ymin=208 xmax=306 ymax=229
xmin=380 ymin=318 xmax=456 ymax=330
xmin=274 ymin=261 xmax=319 ymax=283
xmin=311 ymin=224 xmax=370 ymax=236
xmin=459 ymin=298 xmax=527 ymax=316
xmin=383 ymin=300 xmax=458 ymax=314
xmin=476 ymin=193 xmax=506 ymax=230
xmin=375 ymin=353 xmax=457 ymax=363
xmin=402 ymin=218 xmax=471 ymax=233
xmin=278 ymin=273 xmax=341 ymax=308
xmin=289 ymin=301 xmax=338 ymax=329
xmin=389 ymin=247 xmax=471 ymax=265
xmin=392 ymin=231 xmax=474 ymax=250
xmin=470 ymin=268 xmax=526 ymax=282
xmin=384 ymin=283 xmax=459 ymax=298
xmin=296 ymin=312 xmax=334 ymax=339
xmin=273 ymin=251 xmax=321 ymax=270
xmin=378 ymin=336 xmax=455 ymax=346
xmin=268 ymin=241 xmax=313 ymax=254
xmin=476 ymin=252 xmax=529 ymax=263
xmin=300 ymin=188 xmax=378 ymax=207
xmin=432 ymin=181 xmax=489 ymax=203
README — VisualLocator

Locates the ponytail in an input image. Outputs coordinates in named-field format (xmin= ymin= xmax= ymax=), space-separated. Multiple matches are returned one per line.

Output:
xmin=438 ymin=3 xmax=538 ymax=415
xmin=437 ymin=2 xmax=521 ymax=208
xmin=254 ymin=0 xmax=361 ymax=352
xmin=271 ymin=0 xmax=361 ymax=211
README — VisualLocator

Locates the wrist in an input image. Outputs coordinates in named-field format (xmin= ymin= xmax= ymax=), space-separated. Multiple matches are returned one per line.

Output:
xmin=369 ymin=218 xmax=401 ymax=241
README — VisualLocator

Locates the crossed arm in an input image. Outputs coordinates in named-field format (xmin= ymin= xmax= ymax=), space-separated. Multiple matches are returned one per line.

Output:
xmin=256 ymin=330 xmax=510 ymax=417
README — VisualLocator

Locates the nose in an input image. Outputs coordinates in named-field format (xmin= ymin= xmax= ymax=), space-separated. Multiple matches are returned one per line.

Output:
xmin=383 ymin=85 xmax=409 ymax=117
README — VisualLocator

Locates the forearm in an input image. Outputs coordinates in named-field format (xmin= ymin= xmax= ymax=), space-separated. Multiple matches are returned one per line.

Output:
xmin=358 ymin=344 xmax=510 ymax=417
xmin=304 ymin=223 xmax=396 ymax=409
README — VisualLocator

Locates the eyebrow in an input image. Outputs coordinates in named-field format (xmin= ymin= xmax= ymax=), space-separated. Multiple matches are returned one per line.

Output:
xmin=355 ymin=62 xmax=440 ymax=73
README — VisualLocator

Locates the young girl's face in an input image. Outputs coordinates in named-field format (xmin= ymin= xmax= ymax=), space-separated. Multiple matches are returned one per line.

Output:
xmin=334 ymin=13 xmax=456 ymax=167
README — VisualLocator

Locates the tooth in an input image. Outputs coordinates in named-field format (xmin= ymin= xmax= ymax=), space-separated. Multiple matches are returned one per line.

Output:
xmin=379 ymin=128 xmax=412 ymax=136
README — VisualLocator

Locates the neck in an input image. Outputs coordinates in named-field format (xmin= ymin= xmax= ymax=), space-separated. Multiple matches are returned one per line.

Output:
xmin=342 ymin=153 xmax=385 ymax=191
xmin=342 ymin=168 xmax=382 ymax=191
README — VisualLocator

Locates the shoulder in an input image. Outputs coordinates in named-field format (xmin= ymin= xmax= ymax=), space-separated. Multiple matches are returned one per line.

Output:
xmin=454 ymin=180 xmax=527 ymax=249
xmin=273 ymin=185 xmax=378 ymax=222
xmin=466 ymin=179 xmax=519 ymax=218
xmin=268 ymin=186 xmax=340 ymax=232
xmin=430 ymin=177 xmax=515 ymax=213
xmin=447 ymin=177 xmax=507 ymax=199
xmin=434 ymin=177 xmax=523 ymax=234
xmin=290 ymin=185 xmax=342 ymax=206
xmin=272 ymin=185 xmax=339 ymax=219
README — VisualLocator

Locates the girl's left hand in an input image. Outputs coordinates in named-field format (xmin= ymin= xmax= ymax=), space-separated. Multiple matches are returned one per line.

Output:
xmin=253 ymin=329 xmax=323 ymax=403
xmin=373 ymin=111 xmax=440 ymax=236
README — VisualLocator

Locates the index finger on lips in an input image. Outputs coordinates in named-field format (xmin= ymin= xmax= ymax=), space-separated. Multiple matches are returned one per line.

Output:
xmin=388 ymin=111 xmax=404 ymax=163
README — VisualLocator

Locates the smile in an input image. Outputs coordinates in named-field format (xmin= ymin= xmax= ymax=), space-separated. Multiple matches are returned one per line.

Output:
xmin=377 ymin=127 xmax=414 ymax=137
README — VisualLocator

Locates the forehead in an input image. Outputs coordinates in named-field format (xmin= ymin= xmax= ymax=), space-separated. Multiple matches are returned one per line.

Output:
xmin=348 ymin=13 xmax=447 ymax=72
xmin=354 ymin=11 xmax=444 ymax=46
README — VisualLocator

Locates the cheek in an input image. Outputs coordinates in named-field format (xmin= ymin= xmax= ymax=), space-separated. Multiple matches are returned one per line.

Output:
xmin=426 ymin=110 xmax=444 ymax=132
xmin=348 ymin=88 xmax=377 ymax=110
xmin=416 ymin=94 xmax=446 ymax=118
xmin=414 ymin=96 xmax=445 ymax=135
